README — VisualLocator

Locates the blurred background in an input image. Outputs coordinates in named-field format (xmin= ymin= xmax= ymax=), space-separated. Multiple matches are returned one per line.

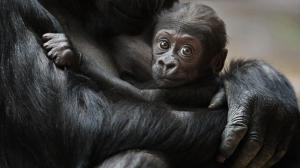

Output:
xmin=182 ymin=0 xmax=300 ymax=104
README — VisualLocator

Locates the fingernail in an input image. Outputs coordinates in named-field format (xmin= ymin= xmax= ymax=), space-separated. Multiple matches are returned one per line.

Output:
xmin=216 ymin=155 xmax=226 ymax=163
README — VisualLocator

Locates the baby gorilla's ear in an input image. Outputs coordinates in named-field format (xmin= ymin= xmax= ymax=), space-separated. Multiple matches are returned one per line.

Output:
xmin=211 ymin=49 xmax=228 ymax=74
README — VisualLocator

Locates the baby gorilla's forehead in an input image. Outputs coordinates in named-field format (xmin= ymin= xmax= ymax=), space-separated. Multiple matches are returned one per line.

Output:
xmin=155 ymin=29 xmax=202 ymax=49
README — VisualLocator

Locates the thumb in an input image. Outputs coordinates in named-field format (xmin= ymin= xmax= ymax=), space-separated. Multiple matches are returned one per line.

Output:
xmin=209 ymin=88 xmax=226 ymax=109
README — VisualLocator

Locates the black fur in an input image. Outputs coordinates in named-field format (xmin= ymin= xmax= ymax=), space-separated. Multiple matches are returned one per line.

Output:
xmin=39 ymin=0 xmax=178 ymax=37
xmin=0 ymin=0 xmax=227 ymax=167
xmin=0 ymin=0 xmax=299 ymax=168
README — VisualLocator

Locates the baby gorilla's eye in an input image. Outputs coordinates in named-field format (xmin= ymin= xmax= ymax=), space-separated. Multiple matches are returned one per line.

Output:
xmin=159 ymin=39 xmax=170 ymax=49
xmin=180 ymin=45 xmax=193 ymax=56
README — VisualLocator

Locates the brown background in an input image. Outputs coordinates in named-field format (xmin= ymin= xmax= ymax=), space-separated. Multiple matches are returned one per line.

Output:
xmin=182 ymin=0 xmax=300 ymax=104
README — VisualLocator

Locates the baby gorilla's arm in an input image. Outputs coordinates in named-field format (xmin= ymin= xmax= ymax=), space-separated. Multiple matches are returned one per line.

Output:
xmin=142 ymin=78 xmax=221 ymax=107
xmin=42 ymin=33 xmax=147 ymax=101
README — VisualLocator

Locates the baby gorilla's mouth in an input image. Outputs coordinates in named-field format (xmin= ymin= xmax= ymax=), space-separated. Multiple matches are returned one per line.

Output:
xmin=152 ymin=70 xmax=187 ymax=87
xmin=156 ymin=77 xmax=186 ymax=88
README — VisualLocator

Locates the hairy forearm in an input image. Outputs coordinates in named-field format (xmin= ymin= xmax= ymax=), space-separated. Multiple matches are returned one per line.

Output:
xmin=55 ymin=79 xmax=227 ymax=166
xmin=83 ymin=100 xmax=227 ymax=166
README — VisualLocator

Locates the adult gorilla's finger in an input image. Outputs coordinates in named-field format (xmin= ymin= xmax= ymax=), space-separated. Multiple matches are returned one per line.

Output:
xmin=247 ymin=146 xmax=275 ymax=168
xmin=263 ymin=124 xmax=296 ymax=167
xmin=247 ymin=122 xmax=283 ymax=168
xmin=263 ymin=146 xmax=287 ymax=168
xmin=208 ymin=88 xmax=226 ymax=109
xmin=231 ymin=112 xmax=268 ymax=168
xmin=218 ymin=107 xmax=249 ymax=162
xmin=231 ymin=139 xmax=263 ymax=168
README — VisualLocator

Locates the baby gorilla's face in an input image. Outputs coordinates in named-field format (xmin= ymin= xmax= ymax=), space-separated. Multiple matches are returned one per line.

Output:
xmin=152 ymin=29 xmax=203 ymax=88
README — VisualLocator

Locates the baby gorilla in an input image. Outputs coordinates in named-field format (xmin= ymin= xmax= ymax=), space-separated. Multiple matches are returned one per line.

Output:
xmin=42 ymin=3 xmax=227 ymax=107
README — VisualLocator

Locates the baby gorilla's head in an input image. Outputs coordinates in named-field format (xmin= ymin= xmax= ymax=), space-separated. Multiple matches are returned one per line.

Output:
xmin=151 ymin=3 xmax=228 ymax=88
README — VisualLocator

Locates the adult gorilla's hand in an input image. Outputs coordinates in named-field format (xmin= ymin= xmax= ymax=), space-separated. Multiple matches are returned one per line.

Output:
xmin=210 ymin=60 xmax=299 ymax=168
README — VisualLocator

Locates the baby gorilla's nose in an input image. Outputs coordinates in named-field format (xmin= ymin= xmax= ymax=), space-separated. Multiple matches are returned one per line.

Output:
xmin=166 ymin=62 xmax=176 ymax=70
xmin=157 ymin=59 xmax=177 ymax=75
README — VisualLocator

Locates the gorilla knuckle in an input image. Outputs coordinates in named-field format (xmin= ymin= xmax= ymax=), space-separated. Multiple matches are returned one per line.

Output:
xmin=247 ymin=132 xmax=264 ymax=144
xmin=60 ymin=42 xmax=70 ymax=49
xmin=229 ymin=115 xmax=249 ymax=128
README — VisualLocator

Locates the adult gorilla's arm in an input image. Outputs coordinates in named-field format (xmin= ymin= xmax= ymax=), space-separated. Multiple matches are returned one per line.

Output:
xmin=0 ymin=1 xmax=227 ymax=167
xmin=211 ymin=60 xmax=299 ymax=167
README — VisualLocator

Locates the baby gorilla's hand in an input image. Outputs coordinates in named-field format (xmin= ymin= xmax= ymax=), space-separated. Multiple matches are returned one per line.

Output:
xmin=42 ymin=33 xmax=80 ymax=68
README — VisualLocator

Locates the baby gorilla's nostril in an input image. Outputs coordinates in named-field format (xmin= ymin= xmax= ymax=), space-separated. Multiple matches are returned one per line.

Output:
xmin=158 ymin=60 xmax=165 ymax=66
xmin=166 ymin=63 xmax=176 ymax=70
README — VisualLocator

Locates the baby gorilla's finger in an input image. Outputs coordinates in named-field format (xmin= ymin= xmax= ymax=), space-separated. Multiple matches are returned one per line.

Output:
xmin=43 ymin=42 xmax=55 ymax=50
xmin=48 ymin=42 xmax=69 ymax=54
xmin=43 ymin=41 xmax=56 ymax=49
xmin=47 ymin=48 xmax=58 ymax=59
xmin=47 ymin=45 xmax=67 ymax=60
xmin=44 ymin=38 xmax=67 ymax=48
xmin=42 ymin=33 xmax=56 ymax=41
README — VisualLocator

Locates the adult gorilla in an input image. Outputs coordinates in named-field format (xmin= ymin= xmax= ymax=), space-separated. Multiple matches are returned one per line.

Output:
xmin=0 ymin=0 xmax=299 ymax=168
